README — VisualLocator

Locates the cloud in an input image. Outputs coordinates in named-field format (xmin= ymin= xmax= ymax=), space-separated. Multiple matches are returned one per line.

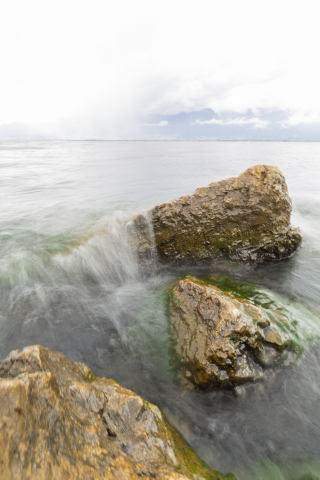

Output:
xmin=1 ymin=0 xmax=320 ymax=138
xmin=141 ymin=120 xmax=169 ymax=127
xmin=280 ymin=112 xmax=320 ymax=128
xmin=194 ymin=117 xmax=269 ymax=130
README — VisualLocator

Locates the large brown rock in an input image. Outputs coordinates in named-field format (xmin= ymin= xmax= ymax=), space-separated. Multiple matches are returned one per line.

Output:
xmin=0 ymin=345 xmax=234 ymax=480
xmin=131 ymin=165 xmax=302 ymax=263
xmin=169 ymin=277 xmax=296 ymax=391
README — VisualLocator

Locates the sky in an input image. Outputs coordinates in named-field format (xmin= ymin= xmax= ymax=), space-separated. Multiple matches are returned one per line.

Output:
xmin=1 ymin=0 xmax=320 ymax=139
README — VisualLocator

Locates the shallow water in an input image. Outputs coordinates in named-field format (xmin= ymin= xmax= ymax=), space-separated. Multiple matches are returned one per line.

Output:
xmin=1 ymin=140 xmax=320 ymax=479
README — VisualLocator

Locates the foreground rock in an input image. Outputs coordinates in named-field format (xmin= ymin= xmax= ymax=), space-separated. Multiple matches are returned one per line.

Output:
xmin=169 ymin=277 xmax=298 ymax=392
xmin=131 ymin=165 xmax=302 ymax=263
xmin=0 ymin=345 xmax=235 ymax=480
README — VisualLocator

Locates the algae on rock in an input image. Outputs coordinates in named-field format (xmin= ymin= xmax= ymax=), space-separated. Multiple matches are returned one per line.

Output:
xmin=0 ymin=345 xmax=235 ymax=480
xmin=169 ymin=276 xmax=301 ymax=391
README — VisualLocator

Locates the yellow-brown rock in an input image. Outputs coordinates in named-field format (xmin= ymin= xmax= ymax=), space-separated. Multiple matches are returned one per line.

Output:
xmin=169 ymin=277 xmax=295 ymax=390
xmin=0 ymin=345 xmax=235 ymax=480
xmin=131 ymin=165 xmax=302 ymax=263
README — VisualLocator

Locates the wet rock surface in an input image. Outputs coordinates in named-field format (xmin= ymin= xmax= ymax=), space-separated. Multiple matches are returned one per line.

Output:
xmin=131 ymin=164 xmax=302 ymax=263
xmin=0 ymin=345 xmax=235 ymax=480
xmin=169 ymin=277 xmax=298 ymax=391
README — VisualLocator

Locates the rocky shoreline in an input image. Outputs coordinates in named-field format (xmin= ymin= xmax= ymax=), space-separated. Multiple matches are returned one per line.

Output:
xmin=0 ymin=165 xmax=303 ymax=479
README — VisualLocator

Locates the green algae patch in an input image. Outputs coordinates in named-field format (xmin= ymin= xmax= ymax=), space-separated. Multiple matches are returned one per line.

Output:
xmin=238 ymin=457 xmax=320 ymax=480
xmin=121 ymin=283 xmax=182 ymax=384
xmin=172 ymin=273 xmax=319 ymax=350
xmin=167 ymin=422 xmax=238 ymax=480
xmin=85 ymin=370 xmax=96 ymax=382
xmin=204 ymin=274 xmax=320 ymax=347
xmin=171 ymin=273 xmax=301 ymax=340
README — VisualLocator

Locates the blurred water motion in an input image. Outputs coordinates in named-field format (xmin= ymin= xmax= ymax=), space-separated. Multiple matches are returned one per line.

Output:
xmin=1 ymin=140 xmax=320 ymax=479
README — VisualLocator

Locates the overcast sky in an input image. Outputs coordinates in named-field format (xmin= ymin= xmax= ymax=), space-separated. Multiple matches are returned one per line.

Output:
xmin=1 ymin=0 xmax=319 ymax=138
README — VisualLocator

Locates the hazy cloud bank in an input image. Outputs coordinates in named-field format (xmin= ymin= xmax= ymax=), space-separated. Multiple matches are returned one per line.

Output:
xmin=2 ymin=108 xmax=320 ymax=141
xmin=137 ymin=109 xmax=320 ymax=140
xmin=1 ymin=0 xmax=319 ymax=140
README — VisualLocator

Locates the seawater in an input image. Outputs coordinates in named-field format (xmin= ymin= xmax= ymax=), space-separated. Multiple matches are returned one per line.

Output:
xmin=1 ymin=140 xmax=320 ymax=479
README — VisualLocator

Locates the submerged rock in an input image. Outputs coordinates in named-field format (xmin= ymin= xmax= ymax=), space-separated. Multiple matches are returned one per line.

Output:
xmin=0 ymin=345 xmax=235 ymax=480
xmin=131 ymin=165 xmax=302 ymax=263
xmin=169 ymin=277 xmax=298 ymax=391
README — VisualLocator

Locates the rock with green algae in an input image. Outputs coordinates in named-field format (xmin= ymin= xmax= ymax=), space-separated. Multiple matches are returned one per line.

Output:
xmin=0 ymin=345 xmax=236 ymax=480
xmin=169 ymin=276 xmax=300 ymax=391
xmin=130 ymin=165 xmax=302 ymax=264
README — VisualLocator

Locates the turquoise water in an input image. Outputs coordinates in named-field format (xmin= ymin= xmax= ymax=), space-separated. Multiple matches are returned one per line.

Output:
xmin=1 ymin=140 xmax=320 ymax=478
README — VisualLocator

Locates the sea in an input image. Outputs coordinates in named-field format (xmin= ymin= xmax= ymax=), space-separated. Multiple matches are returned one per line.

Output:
xmin=1 ymin=140 xmax=320 ymax=479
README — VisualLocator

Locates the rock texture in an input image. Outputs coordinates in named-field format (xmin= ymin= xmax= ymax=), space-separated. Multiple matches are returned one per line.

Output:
xmin=0 ymin=345 xmax=234 ymax=480
xmin=169 ymin=277 xmax=297 ymax=391
xmin=131 ymin=165 xmax=302 ymax=263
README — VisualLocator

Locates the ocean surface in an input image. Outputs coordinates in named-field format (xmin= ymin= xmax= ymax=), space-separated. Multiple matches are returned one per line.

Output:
xmin=1 ymin=140 xmax=320 ymax=479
